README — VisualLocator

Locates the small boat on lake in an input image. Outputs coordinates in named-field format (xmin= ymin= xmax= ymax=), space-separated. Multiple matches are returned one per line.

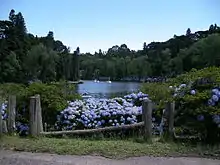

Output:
xmin=107 ymin=77 xmax=111 ymax=83
xmin=94 ymin=79 xmax=100 ymax=83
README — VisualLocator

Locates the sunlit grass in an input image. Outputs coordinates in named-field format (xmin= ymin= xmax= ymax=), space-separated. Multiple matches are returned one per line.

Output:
xmin=1 ymin=135 xmax=218 ymax=159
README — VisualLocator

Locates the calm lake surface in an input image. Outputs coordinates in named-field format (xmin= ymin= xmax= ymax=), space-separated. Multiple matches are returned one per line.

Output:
xmin=76 ymin=80 xmax=142 ymax=98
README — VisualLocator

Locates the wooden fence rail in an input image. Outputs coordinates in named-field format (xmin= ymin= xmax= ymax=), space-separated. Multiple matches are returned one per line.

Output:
xmin=41 ymin=122 xmax=144 ymax=136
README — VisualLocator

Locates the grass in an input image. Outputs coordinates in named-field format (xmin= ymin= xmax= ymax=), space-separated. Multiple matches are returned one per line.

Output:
xmin=1 ymin=135 xmax=219 ymax=159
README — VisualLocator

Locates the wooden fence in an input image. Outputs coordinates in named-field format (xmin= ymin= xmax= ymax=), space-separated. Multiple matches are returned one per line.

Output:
xmin=0 ymin=95 xmax=175 ymax=141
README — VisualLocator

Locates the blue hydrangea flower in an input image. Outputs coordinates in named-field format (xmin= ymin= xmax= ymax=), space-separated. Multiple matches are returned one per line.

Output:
xmin=212 ymin=88 xmax=219 ymax=95
xmin=179 ymin=84 xmax=186 ymax=88
xmin=197 ymin=115 xmax=204 ymax=121
xmin=213 ymin=115 xmax=220 ymax=124
xmin=190 ymin=90 xmax=196 ymax=95
xmin=208 ymin=99 xmax=215 ymax=106
xmin=212 ymin=95 xmax=219 ymax=102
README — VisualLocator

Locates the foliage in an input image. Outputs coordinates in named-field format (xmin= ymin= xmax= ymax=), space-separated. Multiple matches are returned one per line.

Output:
xmin=142 ymin=67 xmax=220 ymax=144
xmin=170 ymin=67 xmax=220 ymax=85
xmin=23 ymin=83 xmax=72 ymax=125
xmin=141 ymin=83 xmax=173 ymax=111
xmin=0 ymin=9 xmax=80 ymax=83
xmin=0 ymin=82 xmax=80 ymax=135
xmin=24 ymin=44 xmax=58 ymax=82
xmin=171 ymin=67 xmax=220 ymax=144
xmin=79 ymin=26 xmax=220 ymax=81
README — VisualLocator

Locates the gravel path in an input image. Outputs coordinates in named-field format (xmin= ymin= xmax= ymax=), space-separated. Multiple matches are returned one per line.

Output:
xmin=0 ymin=150 xmax=220 ymax=165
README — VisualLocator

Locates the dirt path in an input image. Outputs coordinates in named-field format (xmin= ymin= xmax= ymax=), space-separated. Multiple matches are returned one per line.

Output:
xmin=0 ymin=150 xmax=219 ymax=165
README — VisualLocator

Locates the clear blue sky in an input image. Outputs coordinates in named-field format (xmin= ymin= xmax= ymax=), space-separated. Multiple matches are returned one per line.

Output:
xmin=0 ymin=0 xmax=219 ymax=53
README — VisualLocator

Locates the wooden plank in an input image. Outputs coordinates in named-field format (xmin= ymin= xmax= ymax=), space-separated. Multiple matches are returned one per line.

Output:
xmin=41 ymin=122 xmax=144 ymax=136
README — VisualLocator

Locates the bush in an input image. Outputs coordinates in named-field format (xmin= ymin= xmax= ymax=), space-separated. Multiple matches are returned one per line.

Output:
xmin=141 ymin=82 xmax=173 ymax=113
xmin=24 ymin=82 xmax=79 ymax=125
xmin=0 ymin=82 xmax=81 ymax=134
xmin=141 ymin=67 xmax=220 ymax=144
xmin=172 ymin=67 xmax=220 ymax=144
xmin=0 ymin=83 xmax=26 ymax=100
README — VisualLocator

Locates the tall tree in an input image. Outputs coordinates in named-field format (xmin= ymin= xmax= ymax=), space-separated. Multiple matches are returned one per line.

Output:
xmin=186 ymin=28 xmax=191 ymax=36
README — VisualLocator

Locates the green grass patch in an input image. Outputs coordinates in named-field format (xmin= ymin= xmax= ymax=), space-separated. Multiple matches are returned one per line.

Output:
xmin=1 ymin=136 xmax=219 ymax=159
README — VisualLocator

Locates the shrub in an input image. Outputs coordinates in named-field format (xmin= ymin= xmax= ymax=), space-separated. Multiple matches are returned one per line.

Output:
xmin=172 ymin=67 xmax=220 ymax=144
xmin=25 ymin=82 xmax=77 ymax=125
xmin=0 ymin=83 xmax=26 ymax=100
xmin=141 ymin=82 xmax=173 ymax=118
xmin=141 ymin=67 xmax=220 ymax=144
xmin=0 ymin=82 xmax=80 ymax=135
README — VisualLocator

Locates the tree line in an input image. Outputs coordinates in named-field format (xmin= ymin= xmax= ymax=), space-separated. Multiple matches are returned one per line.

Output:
xmin=1 ymin=9 xmax=220 ymax=83
xmin=80 ymin=25 xmax=220 ymax=81
xmin=0 ymin=9 xmax=80 ymax=83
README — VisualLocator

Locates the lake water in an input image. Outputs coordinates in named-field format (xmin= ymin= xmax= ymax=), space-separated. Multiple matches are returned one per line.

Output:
xmin=76 ymin=80 xmax=142 ymax=98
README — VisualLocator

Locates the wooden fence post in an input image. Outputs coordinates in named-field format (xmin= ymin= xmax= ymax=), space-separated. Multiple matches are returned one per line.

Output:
xmin=35 ymin=94 xmax=43 ymax=134
xmin=165 ymin=101 xmax=175 ymax=140
xmin=7 ymin=95 xmax=16 ymax=134
xmin=0 ymin=99 xmax=3 ymax=137
xmin=29 ymin=95 xmax=43 ymax=136
xmin=142 ymin=99 xmax=152 ymax=142
xmin=29 ymin=96 xmax=37 ymax=136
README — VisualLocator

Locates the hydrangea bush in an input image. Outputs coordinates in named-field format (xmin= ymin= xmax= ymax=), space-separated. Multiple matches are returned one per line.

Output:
xmin=56 ymin=92 xmax=160 ymax=134
xmin=142 ymin=67 xmax=220 ymax=143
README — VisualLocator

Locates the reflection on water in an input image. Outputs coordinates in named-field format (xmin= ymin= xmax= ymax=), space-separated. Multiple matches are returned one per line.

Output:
xmin=76 ymin=80 xmax=142 ymax=98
